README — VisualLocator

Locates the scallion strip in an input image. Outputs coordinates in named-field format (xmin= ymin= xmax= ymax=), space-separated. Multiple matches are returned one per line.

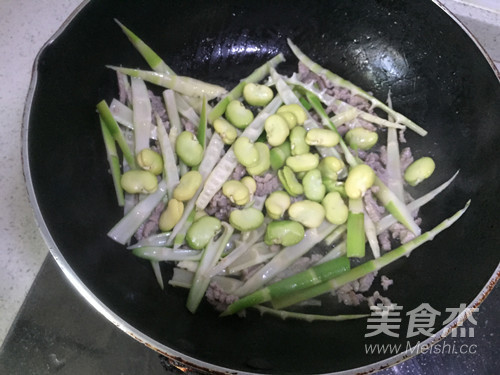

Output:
xmin=97 ymin=100 xmax=136 ymax=168
xmin=187 ymin=222 xmax=234 ymax=313
xmin=108 ymin=66 xmax=227 ymax=100
xmin=272 ymin=201 xmax=470 ymax=310
xmin=115 ymin=19 xmax=175 ymax=75
xmin=155 ymin=114 xmax=179 ymax=198
xmin=253 ymin=305 xmax=369 ymax=322
xmin=107 ymin=180 xmax=168 ymax=245
xmin=287 ymin=38 xmax=427 ymax=136
xmin=109 ymin=99 xmax=157 ymax=140
xmin=234 ymin=221 xmax=337 ymax=297
xmin=99 ymin=116 xmax=124 ymax=206
xmin=346 ymin=198 xmax=365 ymax=258
xmin=221 ymin=256 xmax=350 ymax=316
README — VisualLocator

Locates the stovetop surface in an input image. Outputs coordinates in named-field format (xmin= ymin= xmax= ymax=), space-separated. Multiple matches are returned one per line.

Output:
xmin=0 ymin=255 xmax=498 ymax=375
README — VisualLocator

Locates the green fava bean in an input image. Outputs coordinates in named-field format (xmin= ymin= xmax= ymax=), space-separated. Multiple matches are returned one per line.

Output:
xmin=277 ymin=103 xmax=307 ymax=125
xmin=241 ymin=176 xmax=257 ymax=197
xmin=159 ymin=198 xmax=184 ymax=231
xmin=186 ymin=216 xmax=222 ymax=250
xmin=305 ymin=128 xmax=340 ymax=147
xmin=318 ymin=156 xmax=345 ymax=181
xmin=345 ymin=128 xmax=378 ymax=150
xmin=233 ymin=136 xmax=259 ymax=167
xmin=286 ymin=152 xmax=320 ymax=173
xmin=322 ymin=192 xmax=348 ymax=225
xmin=289 ymin=126 xmax=310 ymax=155
xmin=213 ymin=117 xmax=238 ymax=145
xmin=302 ymin=169 xmax=326 ymax=202
xmin=121 ymin=170 xmax=158 ymax=194
xmin=270 ymin=140 xmax=291 ymax=170
xmin=243 ymin=83 xmax=274 ymax=107
xmin=175 ymin=131 xmax=204 ymax=167
xmin=288 ymin=200 xmax=326 ymax=228
xmin=136 ymin=148 xmax=164 ymax=175
xmin=278 ymin=166 xmax=304 ymax=196
xmin=246 ymin=142 xmax=271 ymax=176
xmin=323 ymin=179 xmax=347 ymax=197
xmin=265 ymin=220 xmax=305 ymax=247
xmin=277 ymin=111 xmax=297 ymax=129
xmin=345 ymin=164 xmax=375 ymax=199
xmin=265 ymin=190 xmax=291 ymax=220
xmin=222 ymin=180 xmax=250 ymax=206
xmin=265 ymin=114 xmax=290 ymax=147
xmin=229 ymin=207 xmax=264 ymax=232
xmin=173 ymin=170 xmax=202 ymax=202
xmin=225 ymin=100 xmax=254 ymax=129
xmin=404 ymin=157 xmax=435 ymax=186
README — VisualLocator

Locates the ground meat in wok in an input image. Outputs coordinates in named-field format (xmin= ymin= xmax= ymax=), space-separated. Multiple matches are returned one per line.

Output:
xmin=336 ymin=272 xmax=378 ymax=306
xmin=205 ymin=281 xmax=238 ymax=312
xmin=231 ymin=163 xmax=247 ymax=181
xmin=148 ymin=90 xmax=168 ymax=123
xmin=254 ymin=173 xmax=281 ymax=196
xmin=134 ymin=201 xmax=165 ymax=241
xmin=205 ymin=190 xmax=236 ymax=221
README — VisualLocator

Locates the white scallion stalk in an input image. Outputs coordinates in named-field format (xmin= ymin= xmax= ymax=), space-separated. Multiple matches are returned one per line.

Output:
xmin=169 ymin=271 xmax=244 ymax=293
xmin=196 ymin=96 xmax=283 ymax=210
xmin=116 ymin=70 xmax=132 ymax=105
xmin=227 ymin=242 xmax=274 ymax=274
xmin=386 ymin=127 xmax=405 ymax=201
xmin=150 ymin=260 xmax=164 ymax=290
xmin=123 ymin=192 xmax=137 ymax=216
xmin=127 ymin=232 xmax=171 ymax=249
xmin=186 ymin=222 xmax=234 ymax=313
xmin=317 ymin=241 xmax=347 ymax=265
xmin=108 ymin=66 xmax=227 ymax=100
xmin=99 ymin=117 xmax=124 ymax=207
xmin=385 ymin=93 xmax=405 ymax=202
xmin=234 ymin=221 xmax=337 ymax=297
xmin=376 ymin=171 xmax=459 ymax=233
xmin=108 ymin=180 xmax=168 ymax=245
xmin=132 ymin=247 xmax=202 ymax=262
xmin=109 ymin=99 xmax=158 ymax=140
xmin=373 ymin=176 xmax=421 ymax=236
xmin=131 ymin=77 xmax=152 ymax=154
xmin=207 ymin=219 xmax=269 ymax=278
xmin=163 ymin=90 xmax=183 ymax=144
xmin=169 ymin=268 xmax=194 ymax=288
xmin=174 ymin=92 xmax=200 ymax=125
xmin=364 ymin=213 xmax=380 ymax=258
xmin=156 ymin=114 xmax=179 ymax=198
xmin=323 ymin=225 xmax=347 ymax=246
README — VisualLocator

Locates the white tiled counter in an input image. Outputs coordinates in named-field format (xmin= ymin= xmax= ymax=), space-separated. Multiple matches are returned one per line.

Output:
xmin=0 ymin=0 xmax=83 ymax=347
xmin=0 ymin=0 xmax=499 ymax=348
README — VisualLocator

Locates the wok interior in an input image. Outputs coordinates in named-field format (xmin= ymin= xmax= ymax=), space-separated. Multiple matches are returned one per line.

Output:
xmin=27 ymin=0 xmax=500 ymax=373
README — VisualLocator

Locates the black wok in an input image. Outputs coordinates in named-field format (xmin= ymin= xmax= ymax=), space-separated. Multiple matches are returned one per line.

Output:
xmin=23 ymin=0 xmax=500 ymax=373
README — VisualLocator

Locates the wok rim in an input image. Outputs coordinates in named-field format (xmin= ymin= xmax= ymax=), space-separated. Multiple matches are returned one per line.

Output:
xmin=21 ymin=0 xmax=500 ymax=374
